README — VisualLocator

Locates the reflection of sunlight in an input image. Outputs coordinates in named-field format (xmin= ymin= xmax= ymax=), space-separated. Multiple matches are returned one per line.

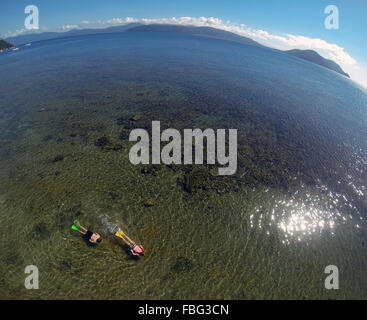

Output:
xmin=250 ymin=140 xmax=367 ymax=244
xmin=277 ymin=204 xmax=334 ymax=237
xmin=251 ymin=182 xmax=365 ymax=244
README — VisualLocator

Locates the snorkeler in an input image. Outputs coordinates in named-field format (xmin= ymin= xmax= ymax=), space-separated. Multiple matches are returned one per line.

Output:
xmin=71 ymin=220 xmax=102 ymax=244
xmin=115 ymin=229 xmax=145 ymax=256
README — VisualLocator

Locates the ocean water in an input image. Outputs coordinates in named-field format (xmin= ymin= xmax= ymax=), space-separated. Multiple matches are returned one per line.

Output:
xmin=0 ymin=32 xmax=366 ymax=299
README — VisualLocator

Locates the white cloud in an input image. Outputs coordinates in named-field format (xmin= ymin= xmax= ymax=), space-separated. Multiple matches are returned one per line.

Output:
xmin=3 ymin=26 xmax=49 ymax=38
xmin=3 ymin=28 xmax=33 ymax=38
xmin=60 ymin=24 xmax=79 ymax=31
xmin=106 ymin=18 xmax=124 ymax=25
xmin=249 ymin=32 xmax=357 ymax=65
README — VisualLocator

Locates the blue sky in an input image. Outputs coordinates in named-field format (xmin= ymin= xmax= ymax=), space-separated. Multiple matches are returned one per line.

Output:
xmin=1 ymin=0 xmax=366 ymax=86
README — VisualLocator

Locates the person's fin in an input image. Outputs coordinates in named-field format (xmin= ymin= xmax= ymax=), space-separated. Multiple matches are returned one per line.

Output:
xmin=115 ymin=231 xmax=123 ymax=238
xmin=71 ymin=225 xmax=78 ymax=231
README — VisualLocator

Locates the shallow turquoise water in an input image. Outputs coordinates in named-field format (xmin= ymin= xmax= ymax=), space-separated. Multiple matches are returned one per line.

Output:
xmin=0 ymin=32 xmax=366 ymax=299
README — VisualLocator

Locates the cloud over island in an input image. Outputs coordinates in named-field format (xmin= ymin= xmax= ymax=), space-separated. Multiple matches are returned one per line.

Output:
xmin=66 ymin=16 xmax=356 ymax=67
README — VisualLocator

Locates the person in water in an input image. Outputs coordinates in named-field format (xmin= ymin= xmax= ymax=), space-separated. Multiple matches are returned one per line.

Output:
xmin=74 ymin=221 xmax=102 ymax=244
xmin=117 ymin=230 xmax=145 ymax=256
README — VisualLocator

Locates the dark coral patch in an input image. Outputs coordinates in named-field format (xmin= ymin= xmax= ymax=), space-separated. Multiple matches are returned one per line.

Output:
xmin=52 ymin=155 xmax=64 ymax=163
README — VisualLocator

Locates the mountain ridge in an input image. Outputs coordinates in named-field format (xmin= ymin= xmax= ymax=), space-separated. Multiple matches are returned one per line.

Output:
xmin=5 ymin=23 xmax=142 ymax=45
xmin=126 ymin=24 xmax=264 ymax=47
xmin=4 ymin=23 xmax=349 ymax=78
xmin=284 ymin=49 xmax=350 ymax=78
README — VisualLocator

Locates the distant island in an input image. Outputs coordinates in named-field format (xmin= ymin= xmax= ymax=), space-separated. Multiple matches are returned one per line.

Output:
xmin=4 ymin=23 xmax=142 ymax=45
xmin=284 ymin=49 xmax=350 ymax=78
xmin=126 ymin=24 xmax=263 ymax=47
xmin=4 ymin=24 xmax=350 ymax=78
xmin=0 ymin=39 xmax=14 ymax=50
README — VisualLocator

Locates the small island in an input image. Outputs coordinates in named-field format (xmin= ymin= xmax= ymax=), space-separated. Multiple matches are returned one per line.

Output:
xmin=0 ymin=39 xmax=15 ymax=51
